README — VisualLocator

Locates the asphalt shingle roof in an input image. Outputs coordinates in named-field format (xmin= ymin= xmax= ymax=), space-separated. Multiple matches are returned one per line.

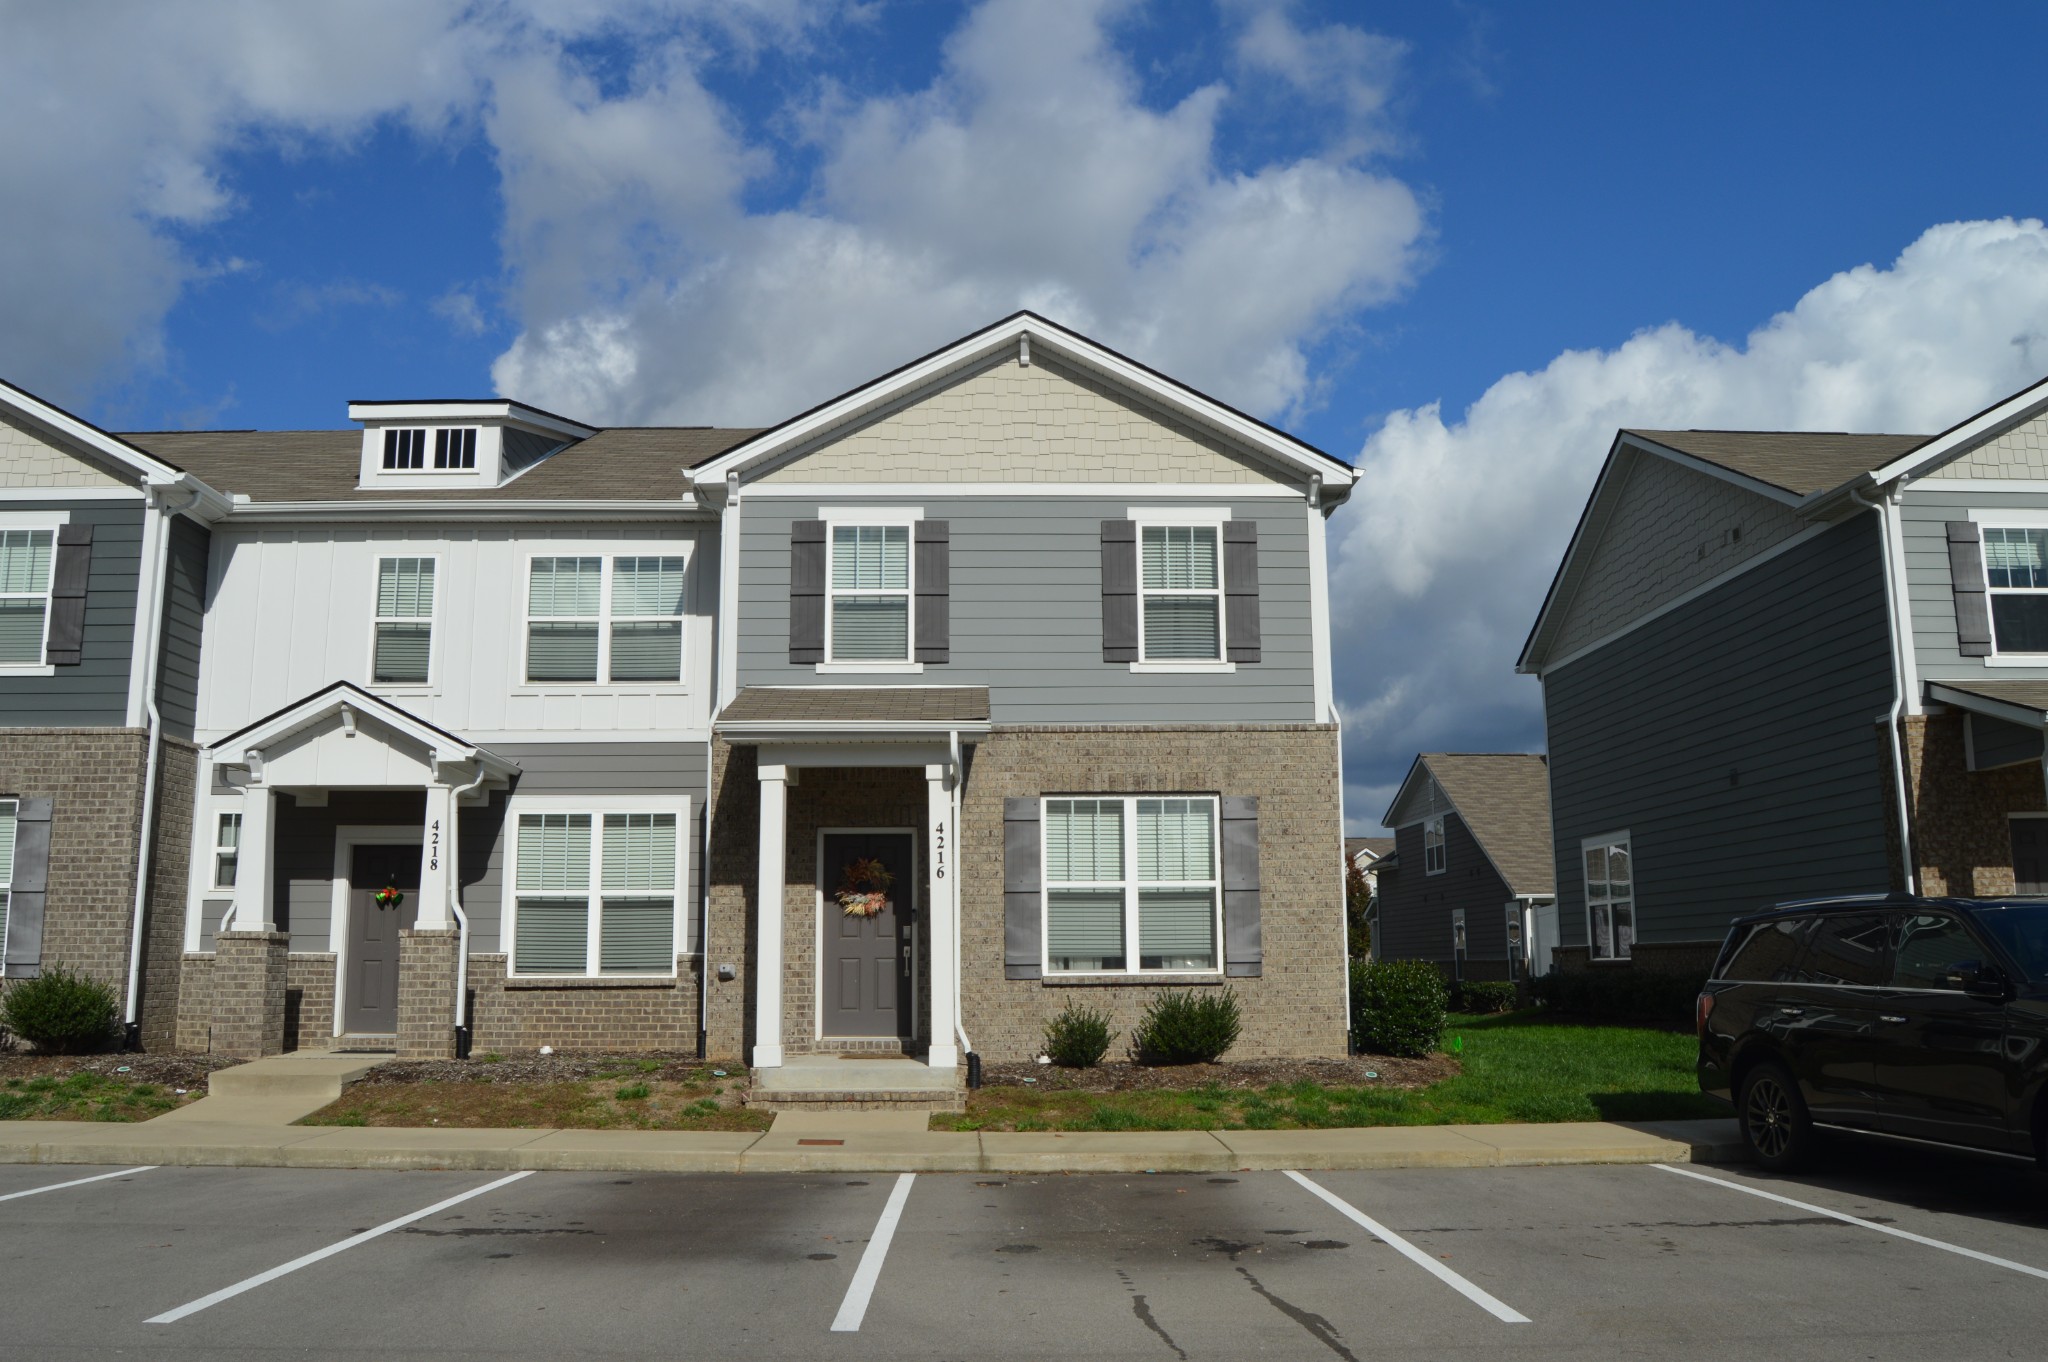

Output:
xmin=1345 ymin=836 xmax=1395 ymax=862
xmin=1419 ymin=753 xmax=1554 ymax=897
xmin=717 ymin=686 xmax=992 ymax=725
xmin=1624 ymin=430 xmax=1930 ymax=498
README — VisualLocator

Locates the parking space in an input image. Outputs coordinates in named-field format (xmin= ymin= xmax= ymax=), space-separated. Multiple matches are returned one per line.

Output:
xmin=0 ymin=1146 xmax=2045 ymax=1360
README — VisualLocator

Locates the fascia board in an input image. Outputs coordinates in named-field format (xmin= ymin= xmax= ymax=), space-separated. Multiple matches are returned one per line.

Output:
xmin=0 ymin=376 xmax=190 ymax=487
xmin=1868 ymin=378 xmax=2048 ymax=485
xmin=1378 ymin=754 xmax=1431 ymax=830
xmin=221 ymin=498 xmax=708 ymax=522
xmin=346 ymin=400 xmax=598 ymax=439
xmin=713 ymin=721 xmax=993 ymax=745
xmin=1924 ymin=683 xmax=2047 ymax=732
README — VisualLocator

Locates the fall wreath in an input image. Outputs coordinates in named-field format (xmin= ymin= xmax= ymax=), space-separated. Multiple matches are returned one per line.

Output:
xmin=835 ymin=857 xmax=895 ymax=917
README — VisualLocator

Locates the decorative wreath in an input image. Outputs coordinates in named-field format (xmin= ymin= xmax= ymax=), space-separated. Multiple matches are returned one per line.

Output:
xmin=835 ymin=857 xmax=895 ymax=917
xmin=373 ymin=885 xmax=406 ymax=911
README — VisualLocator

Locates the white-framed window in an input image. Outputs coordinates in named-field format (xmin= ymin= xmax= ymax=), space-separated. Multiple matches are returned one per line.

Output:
xmin=1423 ymin=816 xmax=1447 ymax=875
xmin=382 ymin=428 xmax=428 ymax=470
xmin=1583 ymin=832 xmax=1634 ymax=961
xmin=371 ymin=556 xmax=436 ymax=685
xmin=1981 ymin=525 xmax=2048 ymax=654
xmin=524 ymin=554 xmax=686 ymax=685
xmin=0 ymin=528 xmax=56 ymax=668
xmin=507 ymin=800 xmax=685 ymax=977
xmin=0 ymin=799 xmax=15 ymax=960
xmin=433 ymin=427 xmax=477 ymax=470
xmin=828 ymin=523 xmax=913 ymax=663
xmin=1042 ymin=795 xmax=1221 ymax=976
xmin=1139 ymin=523 xmax=1222 ymax=662
xmin=212 ymin=812 xmax=241 ymax=890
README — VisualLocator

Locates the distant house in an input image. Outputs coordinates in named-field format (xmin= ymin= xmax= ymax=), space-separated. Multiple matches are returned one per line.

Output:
xmin=1345 ymin=835 xmax=1394 ymax=891
xmin=1375 ymin=754 xmax=1556 ymax=980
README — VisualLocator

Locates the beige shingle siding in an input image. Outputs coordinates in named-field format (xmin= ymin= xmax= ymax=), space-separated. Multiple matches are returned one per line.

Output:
xmin=1923 ymin=408 xmax=2048 ymax=480
xmin=0 ymin=412 xmax=133 ymax=490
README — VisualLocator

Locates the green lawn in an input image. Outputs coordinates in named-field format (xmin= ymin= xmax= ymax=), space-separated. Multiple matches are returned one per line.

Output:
xmin=0 ymin=1072 xmax=191 ymax=1122
xmin=935 ymin=1011 xmax=1726 ymax=1132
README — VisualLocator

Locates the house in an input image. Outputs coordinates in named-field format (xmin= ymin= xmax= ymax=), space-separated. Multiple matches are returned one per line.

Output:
xmin=1344 ymin=835 xmax=1394 ymax=890
xmin=1373 ymin=754 xmax=1555 ymax=981
xmin=1519 ymin=373 xmax=2048 ymax=972
xmin=5 ymin=312 xmax=1356 ymax=1081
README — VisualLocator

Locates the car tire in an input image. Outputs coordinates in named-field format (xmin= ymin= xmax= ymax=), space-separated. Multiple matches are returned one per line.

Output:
xmin=1738 ymin=1060 xmax=1814 ymax=1172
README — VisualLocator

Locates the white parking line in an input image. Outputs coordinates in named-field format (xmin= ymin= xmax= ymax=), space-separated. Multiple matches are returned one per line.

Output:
xmin=0 ymin=1166 xmax=156 ymax=1202
xmin=146 ymin=1170 xmax=534 ymax=1324
xmin=1655 ymin=1164 xmax=2048 ymax=1283
xmin=830 ymin=1172 xmax=916 ymax=1333
xmin=1283 ymin=1170 xmax=1532 ymax=1324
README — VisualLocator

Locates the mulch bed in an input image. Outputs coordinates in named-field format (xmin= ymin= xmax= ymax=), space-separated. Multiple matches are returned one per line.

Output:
xmin=980 ymin=1053 xmax=1457 ymax=1093
xmin=348 ymin=1051 xmax=740 ymax=1087
xmin=0 ymin=1052 xmax=233 ymax=1089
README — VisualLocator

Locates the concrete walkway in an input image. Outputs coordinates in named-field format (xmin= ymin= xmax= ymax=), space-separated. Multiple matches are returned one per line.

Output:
xmin=152 ymin=1052 xmax=391 ymax=1126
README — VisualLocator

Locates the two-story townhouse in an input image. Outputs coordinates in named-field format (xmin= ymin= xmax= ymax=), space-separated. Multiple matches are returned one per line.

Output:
xmin=1519 ymin=372 xmax=2048 ymax=974
xmin=96 ymin=313 xmax=1353 ymax=1086
xmin=0 ymin=380 xmax=232 ymax=1050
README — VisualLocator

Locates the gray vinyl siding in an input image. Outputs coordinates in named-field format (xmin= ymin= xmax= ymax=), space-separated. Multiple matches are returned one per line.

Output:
xmin=1374 ymin=815 xmax=1516 ymax=966
xmin=0 ymin=500 xmax=142 ymax=727
xmin=155 ymin=515 xmax=209 ymax=739
xmin=273 ymin=790 xmax=427 ymax=953
xmin=1902 ymin=485 xmax=2048 ymax=683
xmin=736 ymin=496 xmax=1317 ymax=722
xmin=1544 ymin=513 xmax=1895 ymax=949
xmin=1970 ymin=713 xmax=2043 ymax=770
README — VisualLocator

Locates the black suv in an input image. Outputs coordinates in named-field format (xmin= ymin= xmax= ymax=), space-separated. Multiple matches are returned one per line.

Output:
xmin=1698 ymin=893 xmax=2048 ymax=1170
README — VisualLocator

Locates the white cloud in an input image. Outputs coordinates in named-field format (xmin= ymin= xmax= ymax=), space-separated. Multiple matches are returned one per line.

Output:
xmin=1334 ymin=217 xmax=2048 ymax=830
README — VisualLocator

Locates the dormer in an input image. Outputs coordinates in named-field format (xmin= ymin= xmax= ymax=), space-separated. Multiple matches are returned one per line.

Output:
xmin=347 ymin=399 xmax=598 ymax=491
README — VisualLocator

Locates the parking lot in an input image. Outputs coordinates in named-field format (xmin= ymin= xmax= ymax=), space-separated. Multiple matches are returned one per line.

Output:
xmin=4 ymin=1139 xmax=2047 ymax=1360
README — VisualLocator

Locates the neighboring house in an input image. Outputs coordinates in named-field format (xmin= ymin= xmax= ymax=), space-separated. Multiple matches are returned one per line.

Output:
xmin=1345 ymin=835 xmax=1394 ymax=891
xmin=1519 ymin=373 xmax=2048 ymax=972
xmin=1374 ymin=754 xmax=1555 ymax=981
xmin=0 ymin=312 xmax=1355 ymax=1080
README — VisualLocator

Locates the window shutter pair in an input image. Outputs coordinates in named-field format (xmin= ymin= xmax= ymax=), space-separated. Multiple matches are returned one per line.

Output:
xmin=2 ymin=797 xmax=53 ymax=978
xmin=787 ymin=520 xmax=949 ymax=663
xmin=45 ymin=525 xmax=91 ymax=666
xmin=999 ymin=794 xmax=1263 ymax=978
xmin=1099 ymin=519 xmax=1260 ymax=663
xmin=1947 ymin=521 xmax=1994 ymax=657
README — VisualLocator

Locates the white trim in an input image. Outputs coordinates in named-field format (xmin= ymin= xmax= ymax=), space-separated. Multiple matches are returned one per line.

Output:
xmin=0 ymin=379 xmax=181 ymax=487
xmin=209 ymin=810 xmax=242 ymax=892
xmin=348 ymin=399 xmax=597 ymax=439
xmin=751 ymin=481 xmax=1304 ymax=499
xmin=1133 ymin=516 xmax=1227 ymax=667
xmin=813 ymin=825 xmax=919 ymax=1045
xmin=0 ymin=487 xmax=137 ymax=502
xmin=1128 ymin=659 xmax=1234 ymax=674
xmin=331 ymin=824 xmax=426 ymax=1037
xmin=817 ymin=660 xmax=925 ymax=674
xmin=816 ymin=505 xmax=926 ymax=522
xmin=1882 ymin=491 xmax=1921 ymax=715
xmin=502 ymin=794 xmax=689 ymax=981
xmin=1965 ymin=507 xmax=2048 ymax=528
xmin=1039 ymin=793 xmax=1225 ymax=979
xmin=223 ymin=499 xmax=706 ymax=522
xmin=1308 ymin=497 xmax=1334 ymax=720
xmin=717 ymin=483 xmax=740 ymax=710
xmin=1913 ymin=478 xmax=2048 ymax=494
xmin=1580 ymin=829 xmax=1634 ymax=963
xmin=1423 ymin=816 xmax=1446 ymax=876
xmin=210 ymin=681 xmax=514 ymax=777
xmin=0 ymin=515 xmax=65 ymax=673
xmin=368 ymin=552 xmax=440 ymax=691
xmin=1871 ymin=382 xmax=2048 ymax=485
xmin=821 ymin=511 xmax=920 ymax=668
xmin=1124 ymin=505 xmax=1230 ymax=526
xmin=0 ymin=797 xmax=16 ymax=965
xmin=0 ymin=510 xmax=73 ymax=529
xmin=1963 ymin=511 xmax=2048 ymax=665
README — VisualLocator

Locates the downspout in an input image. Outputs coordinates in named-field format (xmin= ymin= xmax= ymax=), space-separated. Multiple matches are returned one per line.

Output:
xmin=1851 ymin=486 xmax=1917 ymax=894
xmin=447 ymin=762 xmax=491 ymax=1059
xmin=123 ymin=483 xmax=198 ymax=1049
xmin=698 ymin=731 xmax=713 ymax=1060
xmin=950 ymin=728 xmax=976 ymax=1084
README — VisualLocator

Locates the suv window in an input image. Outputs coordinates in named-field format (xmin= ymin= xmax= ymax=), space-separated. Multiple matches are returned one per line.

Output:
xmin=1719 ymin=917 xmax=1813 ymax=981
xmin=1796 ymin=912 xmax=1888 ymax=986
xmin=1888 ymin=913 xmax=1984 ymax=990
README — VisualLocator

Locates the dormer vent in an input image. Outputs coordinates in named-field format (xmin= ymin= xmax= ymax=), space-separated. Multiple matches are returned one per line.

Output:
xmin=383 ymin=428 xmax=427 ymax=470
xmin=347 ymin=400 xmax=597 ymax=492
xmin=435 ymin=428 xmax=477 ymax=469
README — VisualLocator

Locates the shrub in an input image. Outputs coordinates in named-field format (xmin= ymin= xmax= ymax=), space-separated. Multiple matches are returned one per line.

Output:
xmin=1453 ymin=980 xmax=1518 ymax=1014
xmin=1350 ymin=959 xmax=1449 ymax=1057
xmin=1043 ymin=1002 xmax=1116 ymax=1068
xmin=0 ymin=965 xmax=119 ymax=1054
xmin=1526 ymin=968 xmax=1705 ymax=1030
xmin=1133 ymin=989 xmax=1241 ymax=1064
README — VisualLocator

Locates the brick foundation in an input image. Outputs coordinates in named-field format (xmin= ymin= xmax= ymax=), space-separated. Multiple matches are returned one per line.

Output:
xmin=176 ymin=953 xmax=213 ymax=1052
xmin=210 ymin=930 xmax=287 ymax=1058
xmin=397 ymin=928 xmax=460 ymax=1059
xmin=285 ymin=953 xmax=336 ymax=1052
xmin=465 ymin=954 xmax=707 ymax=1054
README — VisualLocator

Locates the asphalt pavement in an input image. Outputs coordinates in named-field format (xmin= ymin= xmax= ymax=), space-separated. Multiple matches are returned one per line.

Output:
xmin=2 ymin=1137 xmax=2045 ymax=1360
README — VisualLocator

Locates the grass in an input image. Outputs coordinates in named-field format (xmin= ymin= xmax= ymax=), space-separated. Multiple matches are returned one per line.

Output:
xmin=299 ymin=1067 xmax=772 ymax=1133
xmin=0 ymin=1072 xmax=193 ymax=1123
xmin=934 ymin=1010 xmax=1726 ymax=1133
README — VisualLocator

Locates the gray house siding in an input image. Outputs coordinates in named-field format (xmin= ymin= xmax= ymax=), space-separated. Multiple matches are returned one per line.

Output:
xmin=1902 ymin=485 xmax=2048 ymax=685
xmin=735 ymin=495 xmax=1316 ymax=722
xmin=156 ymin=514 xmax=210 ymax=740
xmin=1375 ymin=815 xmax=1515 ymax=967
xmin=1545 ymin=512 xmax=1896 ymax=950
xmin=0 ymin=500 xmax=143 ymax=727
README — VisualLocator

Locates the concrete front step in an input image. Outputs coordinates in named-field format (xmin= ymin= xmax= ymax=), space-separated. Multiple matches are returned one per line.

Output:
xmin=747 ymin=1089 xmax=966 ymax=1114
xmin=206 ymin=1053 xmax=388 ymax=1100
xmin=749 ymin=1056 xmax=965 ymax=1112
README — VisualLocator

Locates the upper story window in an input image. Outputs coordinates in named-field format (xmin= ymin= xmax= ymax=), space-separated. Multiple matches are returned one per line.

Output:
xmin=1423 ymin=816 xmax=1447 ymax=875
xmin=1982 ymin=527 xmax=2048 ymax=653
xmin=830 ymin=525 xmax=911 ymax=662
xmin=1140 ymin=524 xmax=1221 ymax=661
xmin=382 ymin=428 xmax=427 ymax=470
xmin=372 ymin=557 xmax=436 ymax=685
xmin=526 ymin=555 xmax=685 ymax=685
xmin=1583 ymin=832 xmax=1634 ymax=961
xmin=434 ymin=428 xmax=477 ymax=469
xmin=1043 ymin=795 xmax=1220 ymax=976
xmin=0 ymin=529 xmax=54 ymax=666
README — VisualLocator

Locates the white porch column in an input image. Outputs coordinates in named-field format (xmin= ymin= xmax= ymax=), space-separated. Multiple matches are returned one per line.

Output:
xmin=415 ymin=779 xmax=455 ymax=930
xmin=231 ymin=780 xmax=276 ymax=932
xmin=754 ymin=763 xmax=790 ymax=1068
xmin=925 ymin=762 xmax=960 ymax=1070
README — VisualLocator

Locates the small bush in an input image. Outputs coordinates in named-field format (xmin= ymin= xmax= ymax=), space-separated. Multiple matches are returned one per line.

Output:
xmin=1527 ymin=968 xmax=1704 ymax=1030
xmin=1043 ymin=1002 xmax=1116 ymax=1068
xmin=1133 ymin=989 xmax=1241 ymax=1065
xmin=1453 ymin=980 xmax=1518 ymax=1014
xmin=1351 ymin=959 xmax=1449 ymax=1057
xmin=0 ymin=965 xmax=119 ymax=1054
xmin=614 ymin=1082 xmax=651 ymax=1101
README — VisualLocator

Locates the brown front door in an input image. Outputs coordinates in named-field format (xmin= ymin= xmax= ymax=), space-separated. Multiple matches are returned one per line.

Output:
xmin=820 ymin=831 xmax=914 ymax=1039
xmin=346 ymin=843 xmax=421 ymax=1035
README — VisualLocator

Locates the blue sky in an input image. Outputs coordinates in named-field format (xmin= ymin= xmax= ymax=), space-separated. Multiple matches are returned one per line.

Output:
xmin=6 ymin=1 xmax=2048 ymax=826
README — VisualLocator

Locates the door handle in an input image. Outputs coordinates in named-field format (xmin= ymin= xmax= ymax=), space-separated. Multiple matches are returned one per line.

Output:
xmin=1879 ymin=1014 xmax=1907 ymax=1025
xmin=902 ymin=945 xmax=913 ymax=978
xmin=1779 ymin=1007 xmax=1805 ymax=1018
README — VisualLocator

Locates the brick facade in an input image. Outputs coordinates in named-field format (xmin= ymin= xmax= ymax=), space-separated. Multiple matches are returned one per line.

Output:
xmin=396 ymin=928 xmax=460 ymax=1059
xmin=176 ymin=953 xmax=213 ymax=1051
xmin=285 ymin=953 xmax=336 ymax=1052
xmin=210 ymin=930 xmax=287 ymax=1058
xmin=467 ymin=954 xmax=706 ymax=1053
xmin=1902 ymin=711 xmax=2044 ymax=897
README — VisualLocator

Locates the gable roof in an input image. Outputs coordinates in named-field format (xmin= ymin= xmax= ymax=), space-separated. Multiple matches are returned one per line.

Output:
xmin=209 ymin=680 xmax=519 ymax=779
xmin=1345 ymin=836 xmax=1395 ymax=863
xmin=691 ymin=311 xmax=1356 ymax=497
xmin=0 ymin=376 xmax=215 ymax=492
xmin=1381 ymin=753 xmax=1553 ymax=897
xmin=1626 ymin=430 xmax=1930 ymax=498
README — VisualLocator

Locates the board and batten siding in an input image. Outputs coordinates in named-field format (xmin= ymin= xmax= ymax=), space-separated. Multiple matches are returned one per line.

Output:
xmin=1375 ymin=814 xmax=1515 ymax=965
xmin=1543 ymin=513 xmax=1896 ymax=949
xmin=736 ymin=495 xmax=1317 ymax=722
xmin=1899 ymin=485 xmax=2048 ymax=685
xmin=0 ymin=500 xmax=144 ymax=727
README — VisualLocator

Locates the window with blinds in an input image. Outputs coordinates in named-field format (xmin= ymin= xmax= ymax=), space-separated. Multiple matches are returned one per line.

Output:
xmin=1043 ymin=795 xmax=1219 ymax=975
xmin=1982 ymin=526 xmax=2048 ymax=653
xmin=511 ymin=809 xmax=679 ymax=976
xmin=0 ymin=529 xmax=54 ymax=666
xmin=373 ymin=557 xmax=436 ymax=684
xmin=526 ymin=555 xmax=685 ymax=684
xmin=0 ymin=800 xmax=13 ymax=962
xmin=829 ymin=524 xmax=911 ymax=661
xmin=1139 ymin=525 xmax=1221 ymax=661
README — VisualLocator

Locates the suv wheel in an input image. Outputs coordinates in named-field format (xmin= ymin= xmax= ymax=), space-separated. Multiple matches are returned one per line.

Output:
xmin=1739 ymin=1060 xmax=1814 ymax=1172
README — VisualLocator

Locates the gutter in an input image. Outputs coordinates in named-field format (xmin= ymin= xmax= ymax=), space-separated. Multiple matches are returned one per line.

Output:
xmin=949 ymin=728 xmax=974 ymax=1081
xmin=446 ymin=764 xmax=492 ymax=1059
xmin=221 ymin=497 xmax=708 ymax=523
xmin=1849 ymin=485 xmax=1918 ymax=894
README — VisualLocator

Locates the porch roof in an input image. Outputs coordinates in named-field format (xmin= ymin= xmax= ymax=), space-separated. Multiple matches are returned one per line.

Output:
xmin=714 ymin=685 xmax=991 ymax=742
xmin=1927 ymin=680 xmax=2048 ymax=730
xmin=208 ymin=680 xmax=521 ymax=782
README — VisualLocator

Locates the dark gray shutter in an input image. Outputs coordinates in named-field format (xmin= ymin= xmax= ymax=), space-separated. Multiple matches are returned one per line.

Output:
xmin=3 ymin=797 xmax=52 ymax=978
xmin=1221 ymin=795 xmax=1261 ymax=977
xmin=1947 ymin=521 xmax=1994 ymax=657
xmin=915 ymin=520 xmax=949 ymax=663
xmin=789 ymin=519 xmax=826 ymax=664
xmin=1223 ymin=520 xmax=1260 ymax=663
xmin=1003 ymin=796 xmax=1042 ymax=979
xmin=45 ymin=525 xmax=91 ymax=666
xmin=1101 ymin=520 xmax=1137 ymax=662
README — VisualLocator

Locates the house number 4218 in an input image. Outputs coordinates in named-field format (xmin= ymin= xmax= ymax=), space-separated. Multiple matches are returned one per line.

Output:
xmin=429 ymin=818 xmax=441 ymax=873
